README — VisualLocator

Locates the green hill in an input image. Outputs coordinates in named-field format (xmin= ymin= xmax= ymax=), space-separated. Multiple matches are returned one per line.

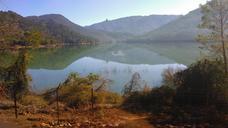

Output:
xmin=0 ymin=11 xmax=96 ymax=47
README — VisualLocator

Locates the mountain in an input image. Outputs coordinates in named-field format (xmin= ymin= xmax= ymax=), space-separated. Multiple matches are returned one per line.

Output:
xmin=0 ymin=11 xmax=96 ymax=47
xmin=27 ymin=14 xmax=115 ymax=43
xmin=87 ymin=15 xmax=180 ymax=35
xmin=139 ymin=9 xmax=205 ymax=42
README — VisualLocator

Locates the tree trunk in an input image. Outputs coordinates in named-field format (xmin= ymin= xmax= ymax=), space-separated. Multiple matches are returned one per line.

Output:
xmin=13 ymin=91 xmax=18 ymax=119
xmin=221 ymin=40 xmax=227 ymax=74
xmin=91 ymin=87 xmax=94 ymax=110
xmin=56 ymin=86 xmax=60 ymax=125
xmin=220 ymin=1 xmax=228 ymax=74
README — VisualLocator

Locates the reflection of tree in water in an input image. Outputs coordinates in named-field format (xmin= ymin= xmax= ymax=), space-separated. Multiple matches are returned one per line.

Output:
xmin=127 ymin=66 xmax=132 ymax=73
xmin=122 ymin=66 xmax=133 ymax=74
xmin=111 ymin=67 xmax=117 ymax=74
xmin=142 ymin=67 xmax=149 ymax=73
xmin=102 ymin=66 xmax=118 ymax=75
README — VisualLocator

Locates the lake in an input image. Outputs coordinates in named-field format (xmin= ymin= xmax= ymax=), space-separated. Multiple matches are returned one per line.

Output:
xmin=0 ymin=42 xmax=200 ymax=93
xmin=29 ymin=56 xmax=186 ymax=92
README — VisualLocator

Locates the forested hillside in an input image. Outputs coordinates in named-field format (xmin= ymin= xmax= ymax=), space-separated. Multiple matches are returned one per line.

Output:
xmin=0 ymin=11 xmax=96 ymax=48
xmin=27 ymin=14 xmax=116 ymax=43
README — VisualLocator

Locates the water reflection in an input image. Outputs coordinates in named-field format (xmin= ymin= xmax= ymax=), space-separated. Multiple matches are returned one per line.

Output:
xmin=29 ymin=57 xmax=186 ymax=93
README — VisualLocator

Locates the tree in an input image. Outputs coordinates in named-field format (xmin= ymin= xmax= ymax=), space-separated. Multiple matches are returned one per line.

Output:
xmin=3 ymin=50 xmax=29 ymax=118
xmin=198 ymin=0 xmax=228 ymax=74
xmin=87 ymin=73 xmax=99 ymax=110
xmin=0 ymin=29 xmax=42 ymax=119
xmin=122 ymin=72 xmax=145 ymax=97
xmin=21 ymin=30 xmax=42 ymax=47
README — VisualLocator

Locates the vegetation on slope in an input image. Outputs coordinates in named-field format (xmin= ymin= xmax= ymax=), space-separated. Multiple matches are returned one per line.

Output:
xmin=0 ymin=11 xmax=96 ymax=48
xmin=123 ymin=59 xmax=228 ymax=127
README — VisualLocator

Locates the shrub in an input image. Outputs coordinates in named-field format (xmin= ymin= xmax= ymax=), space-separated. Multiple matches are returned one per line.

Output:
xmin=59 ymin=84 xmax=91 ymax=107
xmin=44 ymin=73 xmax=122 ymax=108
xmin=162 ymin=66 xmax=184 ymax=88
xmin=20 ymin=94 xmax=48 ymax=107
xmin=95 ymin=91 xmax=122 ymax=105
xmin=174 ymin=59 xmax=228 ymax=108
xmin=123 ymin=85 xmax=175 ymax=113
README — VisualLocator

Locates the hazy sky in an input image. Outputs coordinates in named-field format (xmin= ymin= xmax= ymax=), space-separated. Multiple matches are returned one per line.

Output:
xmin=0 ymin=0 xmax=207 ymax=26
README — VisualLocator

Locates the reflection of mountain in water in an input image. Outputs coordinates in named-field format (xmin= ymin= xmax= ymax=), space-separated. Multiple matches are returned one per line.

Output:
xmin=28 ymin=43 xmax=178 ymax=70
xmin=29 ymin=57 xmax=186 ymax=93
xmin=29 ymin=47 xmax=92 ymax=70
xmin=111 ymin=50 xmax=125 ymax=57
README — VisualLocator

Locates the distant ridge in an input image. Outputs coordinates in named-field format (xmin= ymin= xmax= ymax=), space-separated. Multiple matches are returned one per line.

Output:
xmin=138 ymin=9 xmax=206 ymax=42
xmin=27 ymin=14 xmax=114 ymax=43
xmin=87 ymin=15 xmax=181 ymax=35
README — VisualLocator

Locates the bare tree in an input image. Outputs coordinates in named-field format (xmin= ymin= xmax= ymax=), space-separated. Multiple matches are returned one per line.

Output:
xmin=122 ymin=72 xmax=145 ymax=96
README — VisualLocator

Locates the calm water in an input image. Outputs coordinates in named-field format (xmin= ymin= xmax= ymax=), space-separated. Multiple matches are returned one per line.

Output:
xmin=25 ymin=43 xmax=188 ymax=93
xmin=29 ymin=57 xmax=186 ymax=92
xmin=0 ymin=43 xmax=196 ymax=93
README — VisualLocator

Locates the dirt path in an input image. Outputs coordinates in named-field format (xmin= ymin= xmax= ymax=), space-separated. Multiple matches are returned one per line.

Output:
xmin=123 ymin=117 xmax=154 ymax=128
xmin=0 ymin=122 xmax=19 ymax=128
xmin=0 ymin=103 xmax=154 ymax=128
xmin=117 ymin=110 xmax=154 ymax=128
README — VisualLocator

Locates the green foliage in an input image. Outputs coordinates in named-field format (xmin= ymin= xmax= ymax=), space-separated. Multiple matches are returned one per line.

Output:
xmin=123 ymin=59 xmax=228 ymax=114
xmin=0 ymin=50 xmax=30 ymax=99
xmin=95 ymin=91 xmax=122 ymax=105
xmin=174 ymin=59 xmax=228 ymax=107
xmin=123 ymin=85 xmax=175 ymax=113
xmin=0 ymin=11 xmax=45 ymax=48
xmin=0 ymin=11 xmax=96 ymax=48
xmin=44 ymin=73 xmax=122 ymax=108
xmin=20 ymin=94 xmax=48 ymax=107
xmin=21 ymin=30 xmax=42 ymax=47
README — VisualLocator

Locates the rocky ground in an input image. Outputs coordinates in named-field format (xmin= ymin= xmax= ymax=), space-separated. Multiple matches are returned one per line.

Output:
xmin=0 ymin=99 xmax=153 ymax=128
xmin=0 ymin=99 xmax=227 ymax=128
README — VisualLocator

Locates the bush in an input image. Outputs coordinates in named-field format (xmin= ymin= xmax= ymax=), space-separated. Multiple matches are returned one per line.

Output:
xmin=59 ymin=84 xmax=91 ymax=107
xmin=162 ymin=66 xmax=184 ymax=88
xmin=174 ymin=59 xmax=228 ymax=107
xmin=123 ymin=85 xmax=175 ymax=113
xmin=95 ymin=91 xmax=122 ymax=105
xmin=44 ymin=73 xmax=122 ymax=108
xmin=20 ymin=94 xmax=48 ymax=107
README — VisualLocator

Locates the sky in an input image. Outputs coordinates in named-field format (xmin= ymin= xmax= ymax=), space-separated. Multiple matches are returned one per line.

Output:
xmin=0 ymin=0 xmax=207 ymax=26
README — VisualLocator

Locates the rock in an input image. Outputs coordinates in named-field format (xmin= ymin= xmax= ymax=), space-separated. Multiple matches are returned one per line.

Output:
xmin=67 ymin=123 xmax=72 ymax=127
xmin=113 ymin=123 xmax=119 ymax=127
xmin=76 ymin=123 xmax=81 ymax=127
xmin=40 ymin=122 xmax=52 ymax=128
xmin=27 ymin=117 xmax=44 ymax=121
xmin=101 ymin=124 xmax=106 ymax=127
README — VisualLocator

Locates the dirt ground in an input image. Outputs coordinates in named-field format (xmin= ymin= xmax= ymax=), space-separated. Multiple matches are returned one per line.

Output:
xmin=0 ymin=100 xmax=154 ymax=128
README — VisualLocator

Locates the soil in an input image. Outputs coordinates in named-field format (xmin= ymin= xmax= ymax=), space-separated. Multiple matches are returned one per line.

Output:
xmin=0 ymin=99 xmax=154 ymax=128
